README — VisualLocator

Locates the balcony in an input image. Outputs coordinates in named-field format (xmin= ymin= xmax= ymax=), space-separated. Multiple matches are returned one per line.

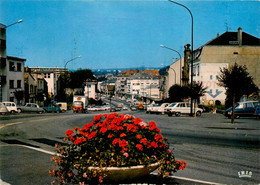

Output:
xmin=0 ymin=57 xmax=6 ymax=68
xmin=0 ymin=75 xmax=7 ymax=85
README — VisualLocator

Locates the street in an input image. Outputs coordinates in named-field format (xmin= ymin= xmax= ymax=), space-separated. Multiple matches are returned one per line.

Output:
xmin=0 ymin=111 xmax=259 ymax=184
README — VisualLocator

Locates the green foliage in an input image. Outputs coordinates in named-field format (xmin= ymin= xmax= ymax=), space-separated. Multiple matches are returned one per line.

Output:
xmin=218 ymin=63 xmax=259 ymax=108
xmin=168 ymin=82 xmax=207 ymax=103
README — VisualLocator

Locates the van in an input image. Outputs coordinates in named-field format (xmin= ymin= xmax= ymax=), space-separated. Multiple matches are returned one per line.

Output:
xmin=56 ymin=102 xmax=68 ymax=112
xmin=2 ymin=102 xmax=18 ymax=114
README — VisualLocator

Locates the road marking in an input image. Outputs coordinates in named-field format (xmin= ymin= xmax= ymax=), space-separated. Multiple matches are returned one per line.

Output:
xmin=0 ymin=144 xmax=57 ymax=155
xmin=0 ymin=122 xmax=23 ymax=129
xmin=151 ymin=172 xmax=223 ymax=185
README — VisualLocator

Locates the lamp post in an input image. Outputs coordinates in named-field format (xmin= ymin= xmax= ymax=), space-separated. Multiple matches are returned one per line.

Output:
xmin=5 ymin=19 xmax=23 ymax=28
xmin=64 ymin=56 xmax=81 ymax=69
xmin=160 ymin=44 xmax=182 ymax=86
xmin=168 ymin=0 xmax=194 ymax=116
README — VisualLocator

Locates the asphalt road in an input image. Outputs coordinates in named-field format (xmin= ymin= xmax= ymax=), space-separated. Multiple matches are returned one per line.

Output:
xmin=0 ymin=110 xmax=259 ymax=184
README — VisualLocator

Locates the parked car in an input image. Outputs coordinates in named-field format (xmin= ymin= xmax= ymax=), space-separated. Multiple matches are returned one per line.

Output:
xmin=2 ymin=102 xmax=18 ymax=114
xmin=42 ymin=104 xmax=62 ymax=113
xmin=146 ymin=103 xmax=170 ymax=114
xmin=17 ymin=103 xmax=44 ymax=114
xmin=254 ymin=105 xmax=260 ymax=119
xmin=130 ymin=106 xmax=138 ymax=111
xmin=198 ymin=104 xmax=210 ymax=112
xmin=115 ymin=106 xmax=122 ymax=111
xmin=165 ymin=102 xmax=203 ymax=117
xmin=0 ymin=103 xmax=9 ymax=115
xmin=224 ymin=101 xmax=260 ymax=118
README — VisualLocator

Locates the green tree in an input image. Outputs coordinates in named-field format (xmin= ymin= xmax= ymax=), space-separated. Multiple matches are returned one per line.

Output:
xmin=168 ymin=84 xmax=189 ymax=102
xmin=190 ymin=82 xmax=207 ymax=117
xmin=14 ymin=90 xmax=24 ymax=105
xmin=218 ymin=62 xmax=259 ymax=123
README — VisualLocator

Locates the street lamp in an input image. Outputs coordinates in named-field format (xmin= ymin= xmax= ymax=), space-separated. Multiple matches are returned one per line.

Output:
xmin=160 ymin=44 xmax=182 ymax=86
xmin=64 ymin=56 xmax=81 ymax=69
xmin=168 ymin=0 xmax=194 ymax=116
xmin=5 ymin=19 xmax=23 ymax=28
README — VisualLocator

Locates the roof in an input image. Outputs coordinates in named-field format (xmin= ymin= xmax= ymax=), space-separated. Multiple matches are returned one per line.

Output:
xmin=119 ymin=69 xmax=160 ymax=77
xmin=206 ymin=31 xmax=260 ymax=46
xmin=7 ymin=56 xmax=26 ymax=62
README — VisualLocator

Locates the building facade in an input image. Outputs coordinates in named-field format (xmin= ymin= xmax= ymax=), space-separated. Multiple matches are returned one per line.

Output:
xmin=191 ymin=27 xmax=260 ymax=104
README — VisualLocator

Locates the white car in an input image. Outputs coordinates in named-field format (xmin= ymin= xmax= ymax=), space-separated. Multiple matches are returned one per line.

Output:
xmin=0 ymin=103 xmax=9 ymax=115
xmin=165 ymin=102 xmax=203 ymax=117
xmin=2 ymin=102 xmax=18 ymax=114
xmin=146 ymin=103 xmax=170 ymax=114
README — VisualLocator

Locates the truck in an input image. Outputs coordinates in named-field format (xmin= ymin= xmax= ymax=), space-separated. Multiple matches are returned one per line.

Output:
xmin=73 ymin=95 xmax=88 ymax=113
xmin=56 ymin=102 xmax=68 ymax=112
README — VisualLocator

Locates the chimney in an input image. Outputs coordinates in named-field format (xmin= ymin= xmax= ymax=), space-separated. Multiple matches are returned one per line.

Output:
xmin=238 ymin=27 xmax=242 ymax=46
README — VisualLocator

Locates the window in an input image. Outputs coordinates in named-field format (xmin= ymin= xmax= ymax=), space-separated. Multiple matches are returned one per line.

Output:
xmin=9 ymin=62 xmax=15 ymax=71
xmin=210 ymin=75 xmax=213 ymax=80
xmin=197 ymin=66 xmax=200 ymax=75
xmin=216 ymin=75 xmax=219 ymax=80
xmin=9 ymin=80 xmax=14 ymax=89
xmin=17 ymin=63 xmax=22 ymax=71
xmin=17 ymin=80 xmax=21 ymax=88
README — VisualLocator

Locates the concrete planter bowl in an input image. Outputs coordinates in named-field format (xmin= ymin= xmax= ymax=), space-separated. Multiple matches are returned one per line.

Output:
xmin=89 ymin=162 xmax=160 ymax=182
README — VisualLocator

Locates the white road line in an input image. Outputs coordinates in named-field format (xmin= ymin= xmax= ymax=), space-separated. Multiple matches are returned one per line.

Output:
xmin=0 ymin=144 xmax=57 ymax=155
xmin=151 ymin=172 xmax=223 ymax=185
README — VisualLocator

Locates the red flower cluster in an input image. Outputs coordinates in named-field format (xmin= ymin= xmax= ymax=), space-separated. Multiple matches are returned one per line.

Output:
xmin=51 ymin=113 xmax=186 ymax=184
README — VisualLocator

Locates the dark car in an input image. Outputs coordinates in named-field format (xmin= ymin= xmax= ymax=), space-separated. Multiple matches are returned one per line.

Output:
xmin=42 ymin=104 xmax=62 ymax=113
xmin=224 ymin=101 xmax=260 ymax=118
xmin=254 ymin=105 xmax=260 ymax=119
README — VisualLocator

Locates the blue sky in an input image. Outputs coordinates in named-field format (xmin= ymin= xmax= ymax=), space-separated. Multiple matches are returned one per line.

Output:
xmin=1 ymin=0 xmax=259 ymax=70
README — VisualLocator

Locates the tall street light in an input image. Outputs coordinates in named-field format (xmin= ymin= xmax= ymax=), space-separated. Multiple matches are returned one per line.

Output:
xmin=64 ymin=56 xmax=81 ymax=69
xmin=160 ymin=44 xmax=182 ymax=86
xmin=168 ymin=0 xmax=194 ymax=116
xmin=5 ymin=19 xmax=23 ymax=28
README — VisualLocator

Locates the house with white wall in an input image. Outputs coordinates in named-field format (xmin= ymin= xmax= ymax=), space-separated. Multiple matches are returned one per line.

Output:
xmin=191 ymin=27 xmax=260 ymax=105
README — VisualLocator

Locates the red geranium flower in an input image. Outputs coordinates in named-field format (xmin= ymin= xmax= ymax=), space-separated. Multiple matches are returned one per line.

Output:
xmin=136 ymin=144 xmax=143 ymax=151
xmin=66 ymin=129 xmax=74 ymax=137
xmin=100 ymin=127 xmax=107 ymax=134
xmin=136 ymin=134 xmax=142 ymax=139
xmin=88 ymin=132 xmax=97 ymax=139
xmin=154 ymin=134 xmax=163 ymax=142
xmin=120 ymin=133 xmax=126 ymax=137
xmin=150 ymin=141 xmax=158 ymax=148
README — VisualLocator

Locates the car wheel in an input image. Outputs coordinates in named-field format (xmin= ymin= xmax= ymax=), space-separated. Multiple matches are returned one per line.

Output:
xmin=235 ymin=115 xmax=240 ymax=119
xmin=17 ymin=109 xmax=22 ymax=113
xmin=10 ymin=110 xmax=15 ymax=114
xmin=168 ymin=113 xmax=172 ymax=117
xmin=175 ymin=112 xmax=181 ymax=117
xmin=196 ymin=111 xmax=202 ymax=116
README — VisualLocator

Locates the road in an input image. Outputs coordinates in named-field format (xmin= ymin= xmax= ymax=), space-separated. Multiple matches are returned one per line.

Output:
xmin=0 ymin=110 xmax=259 ymax=184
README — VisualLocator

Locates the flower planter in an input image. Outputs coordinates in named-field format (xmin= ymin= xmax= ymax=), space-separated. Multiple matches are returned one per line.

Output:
xmin=89 ymin=162 xmax=160 ymax=182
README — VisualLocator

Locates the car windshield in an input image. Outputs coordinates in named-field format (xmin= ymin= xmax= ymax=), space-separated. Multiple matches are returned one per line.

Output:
xmin=73 ymin=101 xmax=83 ymax=106
xmin=169 ymin=103 xmax=176 ymax=107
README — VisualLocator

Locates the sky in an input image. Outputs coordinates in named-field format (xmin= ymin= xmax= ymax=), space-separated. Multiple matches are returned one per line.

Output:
xmin=0 ymin=0 xmax=259 ymax=70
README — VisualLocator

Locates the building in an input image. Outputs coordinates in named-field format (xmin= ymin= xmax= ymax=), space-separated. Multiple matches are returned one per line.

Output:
xmin=84 ymin=80 xmax=98 ymax=100
xmin=191 ymin=27 xmax=260 ymax=104
xmin=126 ymin=71 xmax=161 ymax=101
xmin=29 ymin=67 xmax=68 ymax=98
xmin=1 ymin=23 xmax=26 ymax=103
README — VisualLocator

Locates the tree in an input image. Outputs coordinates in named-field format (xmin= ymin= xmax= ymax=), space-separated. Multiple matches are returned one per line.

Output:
xmin=168 ymin=85 xmax=189 ymax=102
xmin=14 ymin=90 xmax=24 ymax=105
xmin=190 ymin=82 xmax=207 ymax=117
xmin=218 ymin=62 xmax=259 ymax=123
